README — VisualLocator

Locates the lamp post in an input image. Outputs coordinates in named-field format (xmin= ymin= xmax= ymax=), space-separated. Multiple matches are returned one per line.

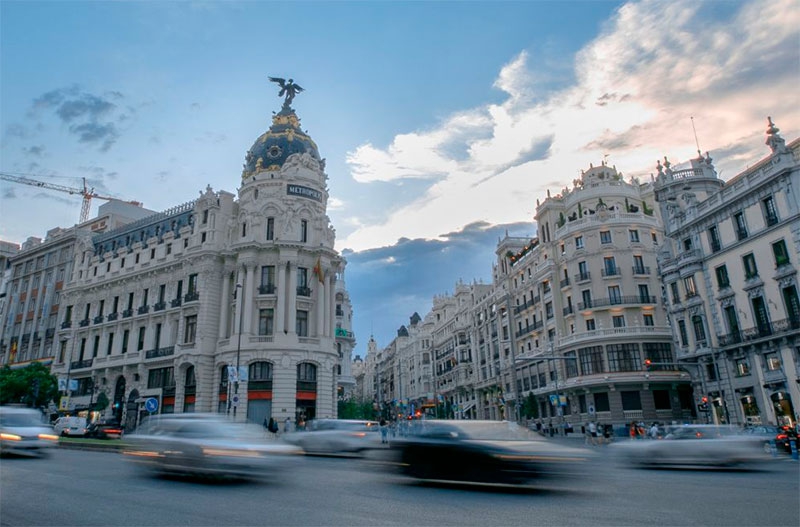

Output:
xmin=233 ymin=283 xmax=243 ymax=420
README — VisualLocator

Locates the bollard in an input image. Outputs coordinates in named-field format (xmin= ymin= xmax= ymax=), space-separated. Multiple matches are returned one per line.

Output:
xmin=791 ymin=439 xmax=798 ymax=461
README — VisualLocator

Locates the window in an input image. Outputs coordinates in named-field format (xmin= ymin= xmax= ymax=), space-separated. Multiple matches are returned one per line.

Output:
xmin=575 ymin=236 xmax=584 ymax=249
xmin=762 ymin=196 xmax=778 ymax=226
xmin=147 ymin=367 xmax=175 ymax=389
xmin=603 ymin=256 xmax=617 ymax=276
xmin=122 ymin=330 xmax=129 ymax=354
xmin=600 ymin=231 xmax=612 ymax=244
xmin=684 ymin=275 xmax=697 ymax=298
xmin=202 ymin=210 xmax=208 ymax=224
xmin=300 ymin=219 xmax=308 ymax=243
xmin=742 ymin=253 xmax=758 ymax=279
xmin=765 ymin=352 xmax=781 ymax=371
xmin=578 ymin=346 xmax=604 ymax=375
xmin=651 ymin=232 xmax=658 ymax=245
xmin=643 ymin=314 xmax=654 ymax=326
xmin=296 ymin=310 xmax=308 ymax=336
xmin=607 ymin=344 xmax=640 ymax=372
xmin=594 ymin=392 xmax=610 ymax=412
xmin=715 ymin=265 xmax=730 ymax=289
xmin=633 ymin=255 xmax=645 ymax=274
xmin=708 ymin=225 xmax=721 ymax=252
xmin=565 ymin=352 xmax=579 ymax=378
xmin=297 ymin=362 xmax=317 ymax=382
xmin=545 ymin=302 xmax=553 ymax=319
xmin=578 ymin=261 xmax=589 ymax=280
xmin=692 ymin=315 xmax=706 ymax=343
xmin=106 ymin=333 xmax=114 ymax=355
xmin=683 ymin=238 xmax=692 ymax=251
xmin=612 ymin=315 xmax=625 ymax=328
xmin=734 ymin=212 xmax=748 ymax=240
xmin=608 ymin=285 xmax=622 ymax=304
xmin=735 ymin=358 xmax=750 ymax=377
xmin=241 ymin=222 xmax=247 ymax=237
xmin=184 ymin=315 xmax=197 ymax=344
xmin=249 ymin=361 xmax=273 ymax=381
xmin=258 ymin=309 xmax=274 ymax=336
xmin=670 ymin=282 xmax=680 ymax=304
xmin=629 ymin=229 xmax=640 ymax=243
xmin=653 ymin=390 xmax=671 ymax=410
xmin=188 ymin=273 xmax=198 ymax=294
xmin=137 ymin=327 xmax=146 ymax=351
xmin=642 ymin=343 xmax=672 ymax=369
xmin=297 ymin=267 xmax=308 ymax=288
xmin=260 ymin=265 xmax=275 ymax=292
xmin=585 ymin=318 xmax=596 ymax=331
xmin=266 ymin=217 xmax=274 ymax=240
xmin=677 ymin=320 xmax=688 ymax=346
xmin=638 ymin=284 xmax=650 ymax=302
xmin=772 ymin=240 xmax=790 ymax=267
xmin=620 ymin=391 xmax=642 ymax=411
xmin=92 ymin=335 xmax=100 ymax=357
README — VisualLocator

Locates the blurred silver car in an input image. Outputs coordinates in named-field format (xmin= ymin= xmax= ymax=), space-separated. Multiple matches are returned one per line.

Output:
xmin=0 ymin=406 xmax=59 ymax=457
xmin=284 ymin=419 xmax=382 ymax=456
xmin=612 ymin=424 xmax=768 ymax=468
xmin=122 ymin=414 xmax=302 ymax=479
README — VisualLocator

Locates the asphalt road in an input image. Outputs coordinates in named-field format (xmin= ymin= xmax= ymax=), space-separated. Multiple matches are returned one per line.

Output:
xmin=1 ymin=447 xmax=797 ymax=527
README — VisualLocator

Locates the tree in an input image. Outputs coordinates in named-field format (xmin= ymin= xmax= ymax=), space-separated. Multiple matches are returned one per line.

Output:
xmin=94 ymin=392 xmax=110 ymax=412
xmin=521 ymin=393 xmax=539 ymax=420
xmin=337 ymin=398 xmax=377 ymax=420
xmin=0 ymin=363 xmax=58 ymax=408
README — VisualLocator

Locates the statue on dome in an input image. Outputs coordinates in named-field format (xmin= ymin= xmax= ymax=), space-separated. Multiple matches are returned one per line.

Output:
xmin=269 ymin=76 xmax=304 ymax=107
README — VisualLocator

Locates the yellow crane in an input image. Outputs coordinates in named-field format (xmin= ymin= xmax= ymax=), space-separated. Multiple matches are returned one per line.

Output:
xmin=0 ymin=172 xmax=143 ymax=223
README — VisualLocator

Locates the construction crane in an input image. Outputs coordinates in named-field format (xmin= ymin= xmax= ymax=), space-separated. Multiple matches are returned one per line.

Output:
xmin=0 ymin=172 xmax=143 ymax=223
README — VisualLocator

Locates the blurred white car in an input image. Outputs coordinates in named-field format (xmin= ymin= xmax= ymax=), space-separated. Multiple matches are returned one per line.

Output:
xmin=0 ymin=406 xmax=59 ymax=457
xmin=284 ymin=419 xmax=382 ymax=456
xmin=53 ymin=416 xmax=88 ymax=437
xmin=122 ymin=414 xmax=302 ymax=479
xmin=612 ymin=424 xmax=768 ymax=468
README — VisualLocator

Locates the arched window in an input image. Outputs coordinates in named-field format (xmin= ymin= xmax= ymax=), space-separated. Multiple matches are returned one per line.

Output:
xmin=219 ymin=365 xmax=228 ymax=393
xmin=185 ymin=366 xmax=196 ymax=388
xmin=249 ymin=361 xmax=273 ymax=381
xmin=691 ymin=315 xmax=707 ymax=343
xmin=297 ymin=362 xmax=317 ymax=382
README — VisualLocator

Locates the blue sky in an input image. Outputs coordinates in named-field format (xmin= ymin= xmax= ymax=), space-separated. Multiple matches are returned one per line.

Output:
xmin=2 ymin=0 xmax=799 ymax=358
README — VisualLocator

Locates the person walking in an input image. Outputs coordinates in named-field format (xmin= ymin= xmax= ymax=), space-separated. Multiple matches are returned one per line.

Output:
xmin=587 ymin=421 xmax=598 ymax=446
xmin=284 ymin=416 xmax=294 ymax=434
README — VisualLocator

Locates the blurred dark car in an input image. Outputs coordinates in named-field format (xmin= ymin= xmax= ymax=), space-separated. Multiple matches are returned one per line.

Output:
xmin=390 ymin=420 xmax=592 ymax=486
xmin=612 ymin=425 xmax=768 ymax=468
xmin=122 ymin=414 xmax=302 ymax=479
xmin=742 ymin=425 xmax=797 ymax=454
xmin=86 ymin=419 xmax=124 ymax=439
xmin=774 ymin=427 xmax=798 ymax=454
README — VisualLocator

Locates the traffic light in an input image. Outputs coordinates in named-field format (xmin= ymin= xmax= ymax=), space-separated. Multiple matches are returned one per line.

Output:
xmin=698 ymin=396 xmax=709 ymax=412
xmin=643 ymin=359 xmax=652 ymax=371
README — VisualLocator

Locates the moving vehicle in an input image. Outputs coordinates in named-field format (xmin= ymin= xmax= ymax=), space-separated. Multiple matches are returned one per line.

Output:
xmin=122 ymin=414 xmax=302 ymax=479
xmin=612 ymin=425 xmax=768 ymax=468
xmin=52 ymin=416 xmax=88 ymax=437
xmin=86 ymin=419 xmax=124 ymax=439
xmin=389 ymin=420 xmax=591 ymax=486
xmin=284 ymin=419 xmax=381 ymax=456
xmin=0 ymin=406 xmax=59 ymax=457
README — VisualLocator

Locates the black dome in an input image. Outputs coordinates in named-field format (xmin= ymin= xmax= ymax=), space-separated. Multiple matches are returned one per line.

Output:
xmin=243 ymin=107 xmax=320 ymax=176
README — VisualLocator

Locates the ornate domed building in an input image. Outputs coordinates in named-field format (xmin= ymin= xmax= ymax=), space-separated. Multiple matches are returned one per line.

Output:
xmin=50 ymin=80 xmax=354 ymax=428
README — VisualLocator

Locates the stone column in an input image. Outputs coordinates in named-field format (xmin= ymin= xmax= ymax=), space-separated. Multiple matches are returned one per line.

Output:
xmin=244 ymin=264 xmax=255 ymax=334
xmin=275 ymin=260 xmax=286 ymax=334
xmin=287 ymin=262 xmax=297 ymax=335
xmin=219 ymin=271 xmax=231 ymax=337
xmin=234 ymin=267 xmax=244 ymax=337
xmin=316 ymin=272 xmax=325 ymax=337
xmin=327 ymin=274 xmax=335 ymax=337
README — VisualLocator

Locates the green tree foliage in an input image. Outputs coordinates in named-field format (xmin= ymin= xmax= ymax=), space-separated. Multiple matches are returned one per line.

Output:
xmin=337 ymin=398 xmax=377 ymax=420
xmin=521 ymin=393 xmax=539 ymax=419
xmin=0 ymin=363 xmax=58 ymax=408
xmin=94 ymin=392 xmax=110 ymax=412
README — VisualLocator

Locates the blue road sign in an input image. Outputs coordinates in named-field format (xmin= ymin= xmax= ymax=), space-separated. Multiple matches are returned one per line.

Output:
xmin=145 ymin=397 xmax=159 ymax=413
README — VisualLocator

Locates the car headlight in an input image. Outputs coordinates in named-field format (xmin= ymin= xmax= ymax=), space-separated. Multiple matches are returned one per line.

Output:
xmin=202 ymin=448 xmax=262 ymax=458
xmin=0 ymin=433 xmax=22 ymax=441
xmin=38 ymin=433 xmax=59 ymax=441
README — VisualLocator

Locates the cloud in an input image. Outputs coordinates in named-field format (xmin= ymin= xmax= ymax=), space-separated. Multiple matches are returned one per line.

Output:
xmin=340 ymin=0 xmax=800 ymax=253
xmin=25 ymin=86 xmax=132 ymax=151
xmin=22 ymin=145 xmax=46 ymax=158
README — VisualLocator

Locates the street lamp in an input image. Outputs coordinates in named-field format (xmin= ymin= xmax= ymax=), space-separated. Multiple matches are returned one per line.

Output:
xmin=233 ymin=283 xmax=243 ymax=420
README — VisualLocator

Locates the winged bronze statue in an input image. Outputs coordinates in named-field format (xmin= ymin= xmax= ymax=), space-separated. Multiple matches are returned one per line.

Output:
xmin=269 ymin=76 xmax=304 ymax=106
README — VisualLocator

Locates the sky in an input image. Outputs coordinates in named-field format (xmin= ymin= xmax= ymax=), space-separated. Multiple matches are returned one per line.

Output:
xmin=1 ymin=0 xmax=799 ymax=359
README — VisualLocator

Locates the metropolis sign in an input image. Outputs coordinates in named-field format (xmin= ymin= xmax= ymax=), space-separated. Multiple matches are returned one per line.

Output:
xmin=287 ymin=184 xmax=322 ymax=202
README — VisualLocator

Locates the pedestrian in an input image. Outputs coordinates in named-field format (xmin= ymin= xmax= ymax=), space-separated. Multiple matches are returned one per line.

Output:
xmin=284 ymin=416 xmax=293 ymax=433
xmin=649 ymin=422 xmax=660 ymax=439
xmin=588 ymin=421 xmax=598 ymax=446
xmin=379 ymin=418 xmax=388 ymax=444
xmin=629 ymin=421 xmax=637 ymax=440
xmin=268 ymin=417 xmax=278 ymax=435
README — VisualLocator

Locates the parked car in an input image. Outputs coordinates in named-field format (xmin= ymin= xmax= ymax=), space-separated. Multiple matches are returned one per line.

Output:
xmin=284 ymin=419 xmax=381 ymax=456
xmin=741 ymin=425 xmax=798 ymax=454
xmin=612 ymin=425 xmax=768 ymax=468
xmin=52 ymin=416 xmax=88 ymax=437
xmin=774 ymin=426 xmax=799 ymax=454
xmin=389 ymin=420 xmax=592 ymax=486
xmin=122 ymin=414 xmax=302 ymax=480
xmin=86 ymin=419 xmax=124 ymax=439
xmin=0 ymin=406 xmax=59 ymax=457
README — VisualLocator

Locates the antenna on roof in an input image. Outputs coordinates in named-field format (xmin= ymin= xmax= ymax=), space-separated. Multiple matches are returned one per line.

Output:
xmin=690 ymin=116 xmax=702 ymax=157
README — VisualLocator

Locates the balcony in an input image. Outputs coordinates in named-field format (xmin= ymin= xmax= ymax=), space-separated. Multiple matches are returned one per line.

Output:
xmin=601 ymin=267 xmax=621 ymax=278
xmin=296 ymin=286 xmax=312 ymax=297
xmin=122 ymin=309 xmax=133 ymax=318
xmin=577 ymin=295 xmax=657 ymax=310
xmin=137 ymin=305 xmax=150 ymax=315
xmin=560 ymin=277 xmax=570 ymax=288
xmin=184 ymin=291 xmax=199 ymax=302
xmin=107 ymin=312 xmax=119 ymax=322
xmin=93 ymin=315 xmax=104 ymax=324
xmin=258 ymin=284 xmax=276 ymax=295
xmin=153 ymin=301 xmax=166 ymax=312
xmin=632 ymin=266 xmax=651 ymax=275
xmin=61 ymin=321 xmax=72 ymax=329
xmin=563 ymin=306 xmax=574 ymax=316
xmin=170 ymin=298 xmax=182 ymax=308
xmin=574 ymin=272 xmax=591 ymax=283
xmin=79 ymin=319 xmax=90 ymax=327
xmin=765 ymin=213 xmax=779 ymax=227
xmin=717 ymin=318 xmax=800 ymax=346
xmin=736 ymin=228 xmax=748 ymax=241
xmin=515 ymin=320 xmax=544 ymax=339
xmin=70 ymin=359 xmax=93 ymax=369
xmin=45 ymin=328 xmax=55 ymax=338
xmin=145 ymin=346 xmax=175 ymax=359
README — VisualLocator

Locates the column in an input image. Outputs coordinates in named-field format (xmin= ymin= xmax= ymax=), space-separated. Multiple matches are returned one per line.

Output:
xmin=275 ymin=260 xmax=286 ymax=334
xmin=234 ymin=267 xmax=244 ymax=336
xmin=219 ymin=271 xmax=231 ymax=337
xmin=287 ymin=263 xmax=297 ymax=335
xmin=327 ymin=275 xmax=335 ymax=338
xmin=244 ymin=264 xmax=255 ymax=334
xmin=316 ymin=272 xmax=325 ymax=337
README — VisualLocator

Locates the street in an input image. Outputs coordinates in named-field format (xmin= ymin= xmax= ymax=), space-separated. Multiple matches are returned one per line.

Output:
xmin=1 ymin=447 xmax=798 ymax=526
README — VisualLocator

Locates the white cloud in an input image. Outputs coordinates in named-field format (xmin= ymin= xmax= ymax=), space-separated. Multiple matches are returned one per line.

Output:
xmin=340 ymin=0 xmax=800 ymax=252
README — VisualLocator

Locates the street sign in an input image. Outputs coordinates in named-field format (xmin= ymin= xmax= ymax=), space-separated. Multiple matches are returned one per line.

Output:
xmin=549 ymin=395 xmax=558 ymax=406
xmin=588 ymin=404 xmax=596 ymax=415
xmin=144 ymin=397 xmax=159 ymax=413
xmin=59 ymin=396 xmax=70 ymax=411
xmin=232 ymin=395 xmax=239 ymax=407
